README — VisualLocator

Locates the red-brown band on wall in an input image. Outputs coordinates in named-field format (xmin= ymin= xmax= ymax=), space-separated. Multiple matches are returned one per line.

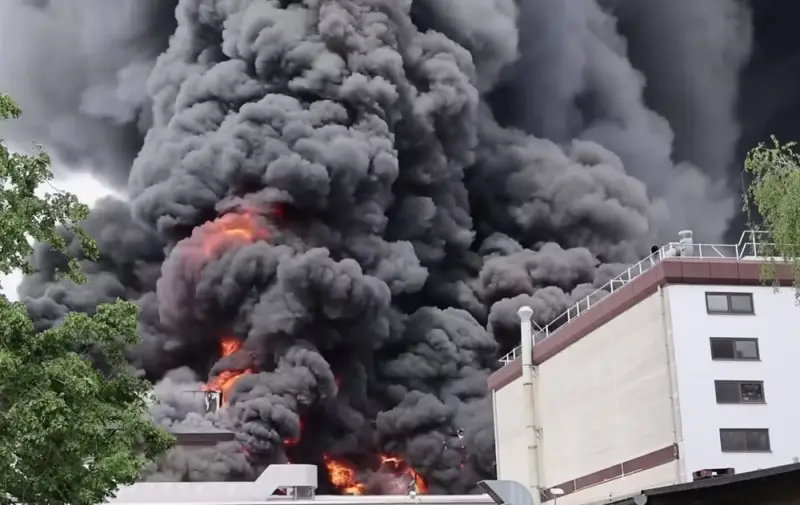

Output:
xmin=542 ymin=444 xmax=679 ymax=499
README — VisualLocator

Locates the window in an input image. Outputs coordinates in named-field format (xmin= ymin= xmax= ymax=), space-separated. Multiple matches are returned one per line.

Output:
xmin=709 ymin=338 xmax=760 ymax=360
xmin=714 ymin=380 xmax=765 ymax=403
xmin=719 ymin=429 xmax=770 ymax=452
xmin=705 ymin=292 xmax=754 ymax=314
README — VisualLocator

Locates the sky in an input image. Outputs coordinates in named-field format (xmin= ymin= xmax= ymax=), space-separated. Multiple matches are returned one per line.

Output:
xmin=0 ymin=170 xmax=117 ymax=300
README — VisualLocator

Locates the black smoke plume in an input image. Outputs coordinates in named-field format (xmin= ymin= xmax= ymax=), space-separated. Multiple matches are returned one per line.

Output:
xmin=2 ymin=0 xmax=796 ymax=495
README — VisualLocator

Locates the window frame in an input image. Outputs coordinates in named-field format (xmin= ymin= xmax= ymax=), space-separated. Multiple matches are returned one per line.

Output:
xmin=705 ymin=292 xmax=754 ymax=315
xmin=709 ymin=337 xmax=761 ymax=361
xmin=719 ymin=428 xmax=771 ymax=453
xmin=714 ymin=380 xmax=766 ymax=404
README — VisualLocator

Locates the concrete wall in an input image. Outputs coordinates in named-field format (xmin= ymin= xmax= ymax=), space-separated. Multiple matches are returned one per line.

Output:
xmin=494 ymin=290 xmax=681 ymax=503
xmin=536 ymin=291 xmax=677 ymax=494
xmin=668 ymin=284 xmax=800 ymax=475
xmin=493 ymin=377 xmax=530 ymax=486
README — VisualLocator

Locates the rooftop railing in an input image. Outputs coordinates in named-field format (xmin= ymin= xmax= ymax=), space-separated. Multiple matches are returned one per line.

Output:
xmin=498 ymin=230 xmax=775 ymax=364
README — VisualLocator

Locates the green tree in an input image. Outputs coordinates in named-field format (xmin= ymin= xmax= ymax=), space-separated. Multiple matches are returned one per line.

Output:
xmin=0 ymin=94 xmax=173 ymax=505
xmin=743 ymin=136 xmax=800 ymax=293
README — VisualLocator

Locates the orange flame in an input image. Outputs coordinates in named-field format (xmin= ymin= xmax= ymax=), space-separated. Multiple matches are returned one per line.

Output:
xmin=323 ymin=454 xmax=367 ymax=495
xmin=379 ymin=455 xmax=428 ymax=494
xmin=201 ymin=210 xmax=269 ymax=258
xmin=284 ymin=418 xmax=303 ymax=447
xmin=202 ymin=337 xmax=252 ymax=403
xmin=322 ymin=453 xmax=428 ymax=495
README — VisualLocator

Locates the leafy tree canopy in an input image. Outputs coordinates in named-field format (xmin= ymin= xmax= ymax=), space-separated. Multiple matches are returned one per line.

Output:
xmin=744 ymin=136 xmax=800 ymax=294
xmin=0 ymin=93 xmax=173 ymax=505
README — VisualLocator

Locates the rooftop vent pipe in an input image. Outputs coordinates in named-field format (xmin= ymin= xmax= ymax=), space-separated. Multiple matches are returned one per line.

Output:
xmin=678 ymin=230 xmax=694 ymax=257
xmin=518 ymin=307 xmax=541 ymax=505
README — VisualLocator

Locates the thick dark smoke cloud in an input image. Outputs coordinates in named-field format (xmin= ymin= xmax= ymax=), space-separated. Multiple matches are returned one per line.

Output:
xmin=0 ymin=0 xmax=177 ymax=186
xmin=3 ymin=0 xmax=796 ymax=495
xmin=488 ymin=0 xmax=752 ymax=241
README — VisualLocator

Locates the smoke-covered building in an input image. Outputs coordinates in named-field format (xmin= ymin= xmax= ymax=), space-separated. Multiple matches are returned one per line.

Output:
xmin=490 ymin=231 xmax=800 ymax=505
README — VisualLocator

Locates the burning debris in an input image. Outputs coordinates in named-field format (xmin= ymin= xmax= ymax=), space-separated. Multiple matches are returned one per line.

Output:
xmin=323 ymin=454 xmax=428 ymax=496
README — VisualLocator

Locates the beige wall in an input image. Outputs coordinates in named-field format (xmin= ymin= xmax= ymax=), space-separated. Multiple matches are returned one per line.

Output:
xmin=494 ymin=378 xmax=530 ymax=486
xmin=494 ymin=291 xmax=680 ymax=502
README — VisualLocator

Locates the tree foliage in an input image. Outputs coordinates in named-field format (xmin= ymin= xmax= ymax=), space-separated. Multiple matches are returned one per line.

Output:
xmin=743 ymin=136 xmax=800 ymax=294
xmin=0 ymin=94 xmax=173 ymax=505
xmin=0 ymin=94 xmax=98 ymax=283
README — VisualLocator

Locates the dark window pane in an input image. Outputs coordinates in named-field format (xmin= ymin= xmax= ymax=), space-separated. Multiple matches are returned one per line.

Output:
xmin=740 ymin=383 xmax=764 ymax=402
xmin=734 ymin=340 xmax=759 ymax=360
xmin=746 ymin=430 xmax=771 ymax=451
xmin=715 ymin=381 xmax=741 ymax=403
xmin=710 ymin=339 xmax=735 ymax=359
xmin=720 ymin=430 xmax=747 ymax=452
xmin=730 ymin=294 xmax=754 ymax=313
xmin=706 ymin=294 xmax=729 ymax=312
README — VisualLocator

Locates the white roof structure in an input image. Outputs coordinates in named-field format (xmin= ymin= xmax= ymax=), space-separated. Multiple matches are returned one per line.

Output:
xmin=104 ymin=464 xmax=497 ymax=505
xmin=106 ymin=464 xmax=316 ymax=504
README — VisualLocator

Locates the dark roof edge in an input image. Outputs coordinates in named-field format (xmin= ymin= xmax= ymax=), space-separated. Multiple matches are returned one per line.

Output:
xmin=643 ymin=462 xmax=800 ymax=497
xmin=600 ymin=462 xmax=800 ymax=505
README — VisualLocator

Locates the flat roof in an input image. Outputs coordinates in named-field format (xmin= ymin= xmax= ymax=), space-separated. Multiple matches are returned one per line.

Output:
xmin=170 ymin=430 xmax=235 ymax=446
xmin=488 ymin=256 xmax=794 ymax=391
xmin=603 ymin=462 xmax=800 ymax=505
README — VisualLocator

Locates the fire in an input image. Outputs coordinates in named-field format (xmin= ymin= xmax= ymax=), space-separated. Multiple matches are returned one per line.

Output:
xmin=198 ymin=207 xmax=281 ymax=404
xmin=322 ymin=453 xmax=428 ymax=496
xmin=284 ymin=418 xmax=303 ymax=447
xmin=379 ymin=455 xmax=428 ymax=494
xmin=202 ymin=337 xmax=252 ymax=403
xmin=323 ymin=455 xmax=367 ymax=495
xmin=201 ymin=210 xmax=270 ymax=258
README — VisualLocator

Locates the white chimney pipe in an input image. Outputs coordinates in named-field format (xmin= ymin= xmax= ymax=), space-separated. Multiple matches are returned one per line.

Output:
xmin=518 ymin=306 xmax=541 ymax=505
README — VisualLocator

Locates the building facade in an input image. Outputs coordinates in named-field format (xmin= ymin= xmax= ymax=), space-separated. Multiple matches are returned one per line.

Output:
xmin=489 ymin=234 xmax=800 ymax=505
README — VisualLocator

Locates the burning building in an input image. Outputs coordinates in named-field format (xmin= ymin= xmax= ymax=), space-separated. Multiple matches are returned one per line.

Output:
xmin=3 ymin=0 xmax=793 ymax=497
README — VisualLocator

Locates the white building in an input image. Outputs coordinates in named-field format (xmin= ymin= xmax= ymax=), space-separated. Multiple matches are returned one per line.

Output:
xmin=490 ymin=231 xmax=800 ymax=505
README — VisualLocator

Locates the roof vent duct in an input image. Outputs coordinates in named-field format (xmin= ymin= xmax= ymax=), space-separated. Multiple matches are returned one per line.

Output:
xmin=679 ymin=230 xmax=694 ymax=257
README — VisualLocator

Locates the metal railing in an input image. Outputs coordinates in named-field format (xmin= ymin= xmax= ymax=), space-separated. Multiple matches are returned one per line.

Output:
xmin=498 ymin=230 xmax=775 ymax=364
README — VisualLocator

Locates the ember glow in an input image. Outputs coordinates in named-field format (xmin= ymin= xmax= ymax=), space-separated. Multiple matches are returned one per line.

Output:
xmin=200 ymin=209 xmax=272 ymax=258
xmin=283 ymin=418 xmax=303 ymax=447
xmin=322 ymin=453 xmax=428 ymax=495
xmin=202 ymin=337 xmax=252 ymax=403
